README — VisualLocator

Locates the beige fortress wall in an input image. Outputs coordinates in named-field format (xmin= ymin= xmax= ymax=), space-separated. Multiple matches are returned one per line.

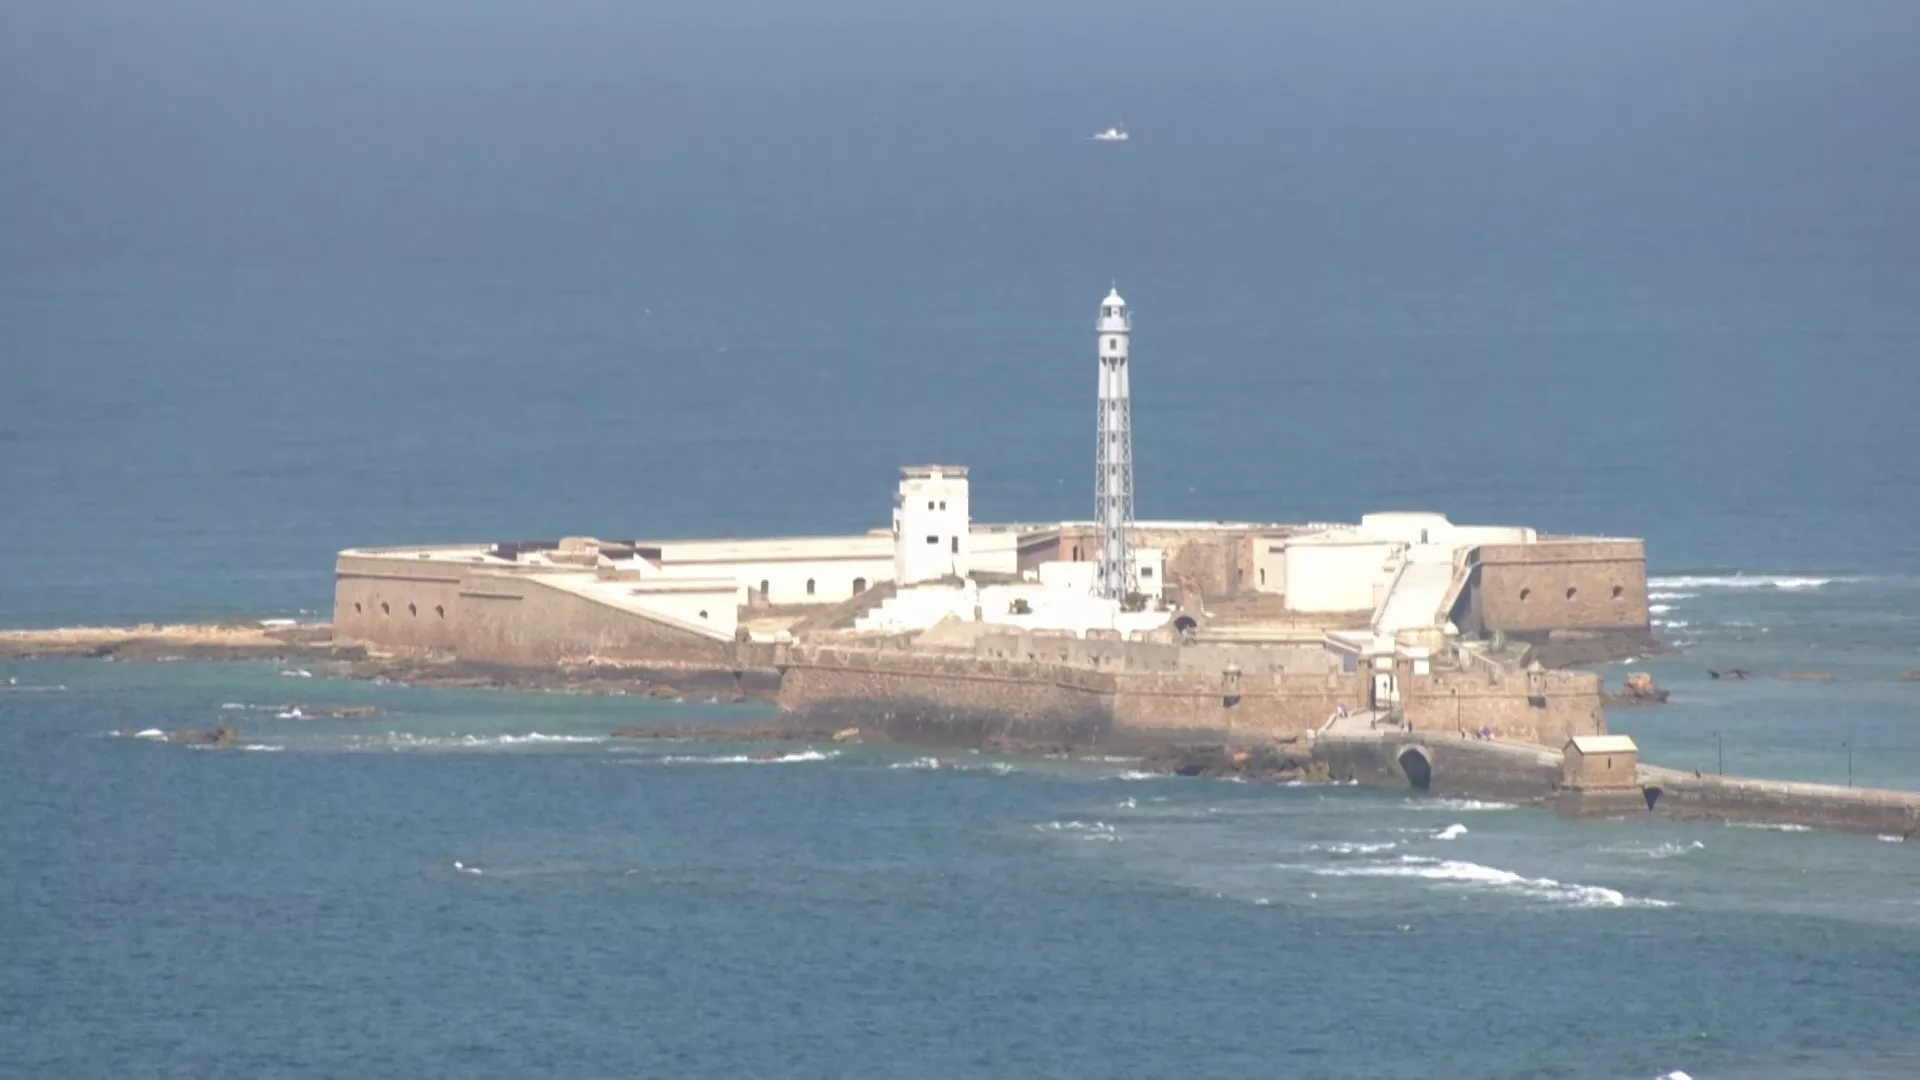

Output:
xmin=1465 ymin=540 xmax=1650 ymax=636
xmin=776 ymin=647 xmax=1118 ymax=745
xmin=335 ymin=555 xmax=735 ymax=670
xmin=1109 ymin=669 xmax=1366 ymax=741
xmin=1399 ymin=666 xmax=1606 ymax=746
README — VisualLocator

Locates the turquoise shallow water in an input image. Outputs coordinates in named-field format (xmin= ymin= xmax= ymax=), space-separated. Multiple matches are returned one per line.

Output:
xmin=3 ymin=658 xmax=1919 ymax=1079
xmin=5 ymin=1 xmax=1920 ymax=1075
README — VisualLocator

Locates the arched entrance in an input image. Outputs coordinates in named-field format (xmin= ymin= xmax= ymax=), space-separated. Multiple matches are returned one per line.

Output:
xmin=1172 ymin=615 xmax=1198 ymax=633
xmin=1397 ymin=747 xmax=1433 ymax=791
xmin=1643 ymin=786 xmax=1663 ymax=811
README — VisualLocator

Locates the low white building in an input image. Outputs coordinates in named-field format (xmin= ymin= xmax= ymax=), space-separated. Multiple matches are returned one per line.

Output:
xmin=894 ymin=465 xmax=971 ymax=585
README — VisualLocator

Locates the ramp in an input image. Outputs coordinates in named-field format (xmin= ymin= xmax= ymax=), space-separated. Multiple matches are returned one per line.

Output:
xmin=1372 ymin=548 xmax=1456 ymax=634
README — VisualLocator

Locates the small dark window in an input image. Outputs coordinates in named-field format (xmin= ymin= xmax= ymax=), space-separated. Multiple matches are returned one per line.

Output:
xmin=852 ymin=577 xmax=867 ymax=594
xmin=380 ymin=601 xmax=390 ymax=615
xmin=353 ymin=602 xmax=363 ymax=614
xmin=806 ymin=578 xmax=816 ymax=596
xmin=938 ymin=500 xmax=946 ymax=510
xmin=408 ymin=603 xmax=417 ymax=616
xmin=698 ymin=610 xmax=708 ymax=619
xmin=1143 ymin=567 xmax=1155 ymax=579
xmin=1611 ymin=585 xmax=1624 ymax=599
xmin=435 ymin=605 xmax=445 ymax=618
xmin=927 ymin=501 xmax=935 ymax=510
xmin=759 ymin=580 xmax=769 ymax=598
xmin=951 ymin=537 xmax=959 ymax=554
xmin=1072 ymin=546 xmax=1081 ymax=560
xmin=1519 ymin=588 xmax=1531 ymax=602
xmin=926 ymin=535 xmax=938 ymax=545
xmin=1566 ymin=586 xmax=1578 ymax=600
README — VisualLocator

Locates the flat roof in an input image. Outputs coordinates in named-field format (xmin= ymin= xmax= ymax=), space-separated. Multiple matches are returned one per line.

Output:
xmin=1568 ymin=735 xmax=1639 ymax=755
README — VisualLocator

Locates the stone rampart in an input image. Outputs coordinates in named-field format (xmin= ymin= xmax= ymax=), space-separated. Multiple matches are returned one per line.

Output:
xmin=1313 ymin=733 xmax=1564 ymax=800
xmin=1461 ymin=539 xmax=1650 ymax=636
xmin=334 ymin=556 xmax=733 ymax=671
xmin=1400 ymin=665 xmax=1606 ymax=747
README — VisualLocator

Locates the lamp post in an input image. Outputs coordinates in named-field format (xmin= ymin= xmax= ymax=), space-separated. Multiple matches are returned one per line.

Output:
xmin=1844 ymin=740 xmax=1853 ymax=787
xmin=1713 ymin=730 xmax=1723 ymax=776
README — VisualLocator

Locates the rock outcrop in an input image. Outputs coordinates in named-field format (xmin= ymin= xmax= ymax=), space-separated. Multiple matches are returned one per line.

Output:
xmin=1604 ymin=671 xmax=1670 ymax=706
xmin=1138 ymin=740 xmax=1332 ymax=784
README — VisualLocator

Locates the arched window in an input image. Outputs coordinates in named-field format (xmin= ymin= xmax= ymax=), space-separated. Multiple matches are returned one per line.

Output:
xmin=1566 ymin=586 xmax=1578 ymax=600
xmin=759 ymin=580 xmax=769 ymax=599
xmin=380 ymin=601 xmax=390 ymax=615
xmin=435 ymin=605 xmax=445 ymax=618
xmin=852 ymin=577 xmax=867 ymax=595
xmin=1518 ymin=589 xmax=1531 ymax=602
xmin=353 ymin=602 xmax=363 ymax=614
xmin=806 ymin=578 xmax=816 ymax=596
xmin=1611 ymin=585 xmax=1624 ymax=600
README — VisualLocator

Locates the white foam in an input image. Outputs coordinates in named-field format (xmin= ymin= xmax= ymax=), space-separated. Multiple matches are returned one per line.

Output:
xmin=1646 ymin=591 xmax=1696 ymax=601
xmin=279 ymin=668 xmax=313 ymax=678
xmin=1878 ymin=834 xmax=1906 ymax=844
xmin=1434 ymin=823 xmax=1469 ymax=840
xmin=1115 ymin=770 xmax=1161 ymax=781
xmin=1408 ymin=798 xmax=1515 ymax=812
xmin=369 ymin=732 xmax=606 ymax=751
xmin=1035 ymin=820 xmax=1118 ymax=841
xmin=1658 ymin=1071 xmax=1694 ymax=1080
xmin=1307 ymin=841 xmax=1399 ymax=855
xmin=1648 ymin=574 xmax=1840 ymax=591
xmin=1310 ymin=855 xmax=1669 ymax=909
xmin=655 ymin=748 xmax=838 ymax=765
xmin=1652 ymin=619 xmax=1690 ymax=629
xmin=1726 ymin=821 xmax=1813 ymax=832
xmin=1648 ymin=604 xmax=1674 ymax=615
xmin=890 ymin=756 xmax=942 ymax=770
xmin=238 ymin=744 xmax=285 ymax=752
xmin=133 ymin=728 xmax=166 ymax=740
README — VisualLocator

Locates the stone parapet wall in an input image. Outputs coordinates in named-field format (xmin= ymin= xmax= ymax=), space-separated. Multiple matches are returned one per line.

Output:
xmin=1401 ymin=666 xmax=1605 ymax=746
xmin=1464 ymin=539 xmax=1649 ymax=635
xmin=1637 ymin=768 xmax=1920 ymax=836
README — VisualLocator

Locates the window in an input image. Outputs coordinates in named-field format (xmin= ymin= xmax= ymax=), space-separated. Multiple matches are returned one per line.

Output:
xmin=938 ymin=500 xmax=946 ymax=510
xmin=1565 ymin=586 xmax=1578 ymax=600
xmin=1143 ymin=567 xmax=1155 ymax=579
xmin=408 ymin=603 xmax=417 ymax=616
xmin=806 ymin=578 xmax=816 ymax=596
xmin=926 ymin=535 xmax=939 ymax=545
xmin=852 ymin=577 xmax=867 ymax=594
xmin=951 ymin=537 xmax=959 ymax=554
xmin=759 ymin=580 xmax=769 ymax=599
xmin=1611 ymin=585 xmax=1624 ymax=599
xmin=380 ymin=602 xmax=390 ymax=615
xmin=435 ymin=605 xmax=445 ymax=618
xmin=927 ymin=501 xmax=935 ymax=510
xmin=1519 ymin=588 xmax=1531 ymax=602
xmin=1072 ymin=545 xmax=1081 ymax=560
xmin=353 ymin=602 xmax=363 ymax=614
xmin=698 ymin=610 xmax=708 ymax=619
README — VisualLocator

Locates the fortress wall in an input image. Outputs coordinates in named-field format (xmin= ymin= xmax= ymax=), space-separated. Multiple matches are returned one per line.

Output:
xmin=1110 ymin=670 xmax=1363 ymax=742
xmin=1468 ymin=540 xmax=1650 ymax=635
xmin=1400 ymin=667 xmax=1606 ymax=747
xmin=776 ymin=647 xmax=1117 ymax=747
xmin=335 ymin=557 xmax=733 ymax=670
xmin=334 ymin=555 xmax=468 ymax=652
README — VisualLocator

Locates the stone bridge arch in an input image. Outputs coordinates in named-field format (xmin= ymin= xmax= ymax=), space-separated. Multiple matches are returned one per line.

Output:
xmin=1397 ymin=745 xmax=1433 ymax=791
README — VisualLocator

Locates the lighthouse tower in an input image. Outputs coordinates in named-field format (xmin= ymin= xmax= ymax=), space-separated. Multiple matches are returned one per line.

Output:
xmin=1094 ymin=287 xmax=1136 ymax=600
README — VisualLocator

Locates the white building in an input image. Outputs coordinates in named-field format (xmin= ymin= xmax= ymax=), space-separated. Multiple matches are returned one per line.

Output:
xmin=893 ymin=465 xmax=971 ymax=585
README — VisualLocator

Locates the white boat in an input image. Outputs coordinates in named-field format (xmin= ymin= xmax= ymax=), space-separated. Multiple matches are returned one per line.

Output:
xmin=1090 ymin=125 xmax=1129 ymax=142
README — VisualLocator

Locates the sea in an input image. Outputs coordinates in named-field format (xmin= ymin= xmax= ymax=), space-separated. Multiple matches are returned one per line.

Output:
xmin=2 ymin=2 xmax=1918 ymax=1077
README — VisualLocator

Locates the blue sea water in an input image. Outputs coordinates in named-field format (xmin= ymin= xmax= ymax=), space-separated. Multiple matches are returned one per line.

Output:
xmin=3 ymin=1 xmax=1919 ymax=1076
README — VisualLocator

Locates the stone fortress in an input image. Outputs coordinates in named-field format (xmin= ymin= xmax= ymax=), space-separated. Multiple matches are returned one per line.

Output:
xmin=335 ymin=286 xmax=1652 ymax=752
xmin=330 ymin=287 xmax=1918 ymax=836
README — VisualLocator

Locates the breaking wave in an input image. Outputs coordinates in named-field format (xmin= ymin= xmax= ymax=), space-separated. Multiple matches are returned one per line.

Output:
xmin=1407 ymin=798 xmax=1515 ymax=812
xmin=1034 ymin=820 xmax=1118 ymax=841
xmin=1652 ymin=619 xmax=1690 ymax=629
xmin=1433 ymin=823 xmax=1469 ymax=840
xmin=1726 ymin=821 xmax=1813 ymax=832
xmin=890 ymin=757 xmax=943 ymax=770
xmin=1114 ymin=770 xmax=1162 ymax=781
xmin=653 ymin=749 xmax=839 ymax=765
xmin=357 ymin=732 xmax=606 ymax=751
xmin=1647 ymin=574 xmax=1842 ymax=591
xmin=1309 ymin=856 xmax=1669 ymax=909
xmin=1306 ymin=841 xmax=1399 ymax=855
xmin=1646 ymin=591 xmax=1696 ymax=601
xmin=1603 ymin=841 xmax=1705 ymax=859
xmin=1648 ymin=604 xmax=1675 ymax=615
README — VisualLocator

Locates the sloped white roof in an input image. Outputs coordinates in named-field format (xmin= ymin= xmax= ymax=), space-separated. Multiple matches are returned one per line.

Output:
xmin=1567 ymin=734 xmax=1639 ymax=755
